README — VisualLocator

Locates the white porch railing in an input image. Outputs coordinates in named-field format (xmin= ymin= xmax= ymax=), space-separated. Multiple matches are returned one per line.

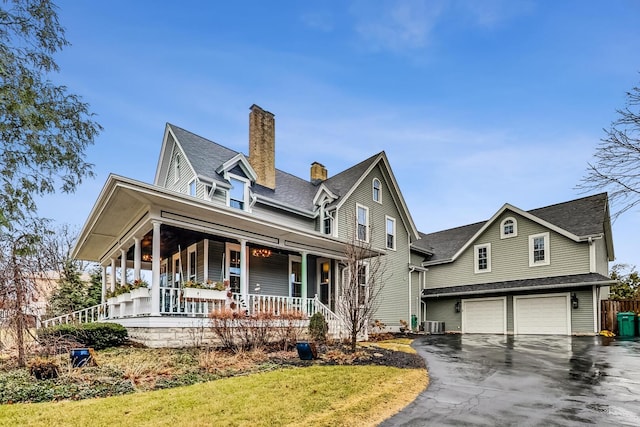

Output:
xmin=41 ymin=303 xmax=109 ymax=328
xmin=41 ymin=291 xmax=346 ymax=338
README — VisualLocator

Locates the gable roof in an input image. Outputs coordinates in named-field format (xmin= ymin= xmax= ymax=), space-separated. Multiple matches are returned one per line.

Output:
xmin=415 ymin=193 xmax=613 ymax=265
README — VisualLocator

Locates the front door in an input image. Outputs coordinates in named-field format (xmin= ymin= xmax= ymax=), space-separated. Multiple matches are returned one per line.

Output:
xmin=317 ymin=259 xmax=332 ymax=309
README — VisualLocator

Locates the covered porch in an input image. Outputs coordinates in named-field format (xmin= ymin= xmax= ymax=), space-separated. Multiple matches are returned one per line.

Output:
xmin=44 ymin=176 xmax=350 ymax=339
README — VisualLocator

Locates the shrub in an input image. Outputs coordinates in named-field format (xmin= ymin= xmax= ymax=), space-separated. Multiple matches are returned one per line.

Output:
xmin=308 ymin=312 xmax=328 ymax=343
xmin=28 ymin=358 xmax=59 ymax=380
xmin=37 ymin=323 xmax=128 ymax=350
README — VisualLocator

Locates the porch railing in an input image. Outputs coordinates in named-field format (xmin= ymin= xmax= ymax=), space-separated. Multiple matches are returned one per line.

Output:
xmin=41 ymin=291 xmax=346 ymax=338
xmin=41 ymin=303 xmax=109 ymax=328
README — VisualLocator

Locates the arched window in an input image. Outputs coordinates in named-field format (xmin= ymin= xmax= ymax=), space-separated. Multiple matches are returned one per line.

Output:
xmin=500 ymin=217 xmax=517 ymax=239
xmin=372 ymin=178 xmax=381 ymax=203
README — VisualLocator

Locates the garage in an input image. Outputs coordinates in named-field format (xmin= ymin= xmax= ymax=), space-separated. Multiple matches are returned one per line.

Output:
xmin=462 ymin=297 xmax=506 ymax=334
xmin=514 ymin=293 xmax=570 ymax=335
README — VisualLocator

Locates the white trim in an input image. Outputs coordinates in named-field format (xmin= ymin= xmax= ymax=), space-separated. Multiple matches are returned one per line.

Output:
xmin=385 ymin=215 xmax=396 ymax=251
xmin=500 ymin=217 xmax=517 ymax=239
xmin=203 ymin=239 xmax=209 ymax=282
xmin=513 ymin=293 xmax=571 ymax=335
xmin=188 ymin=178 xmax=197 ymax=197
xmin=226 ymin=174 xmax=251 ymax=212
xmin=473 ymin=243 xmax=491 ymax=273
xmin=172 ymin=252 xmax=182 ymax=287
xmin=372 ymin=178 xmax=382 ymax=204
xmin=312 ymin=184 xmax=338 ymax=206
xmin=187 ymin=243 xmax=197 ymax=281
xmin=461 ymin=296 xmax=507 ymax=334
xmin=356 ymin=203 xmax=369 ymax=243
xmin=529 ymin=232 xmax=550 ymax=267
xmin=215 ymin=153 xmax=258 ymax=183
xmin=589 ymin=238 xmax=597 ymax=273
xmin=592 ymin=285 xmax=598 ymax=333
xmin=225 ymin=243 xmax=242 ymax=293
xmin=289 ymin=255 xmax=302 ymax=298
xmin=174 ymin=153 xmax=181 ymax=183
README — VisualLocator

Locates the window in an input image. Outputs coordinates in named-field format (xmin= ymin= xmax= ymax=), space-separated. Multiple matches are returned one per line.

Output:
xmin=323 ymin=215 xmax=332 ymax=235
xmin=357 ymin=264 xmax=368 ymax=306
xmin=500 ymin=217 xmax=517 ymax=239
xmin=474 ymin=243 xmax=491 ymax=273
xmin=189 ymin=180 xmax=196 ymax=197
xmin=227 ymin=245 xmax=241 ymax=293
xmin=372 ymin=178 xmax=381 ymax=203
xmin=187 ymin=244 xmax=197 ymax=281
xmin=228 ymin=176 xmax=247 ymax=210
xmin=356 ymin=204 xmax=369 ymax=242
xmin=529 ymin=232 xmax=550 ymax=267
xmin=386 ymin=216 xmax=396 ymax=250
xmin=290 ymin=257 xmax=302 ymax=298
xmin=174 ymin=154 xmax=181 ymax=183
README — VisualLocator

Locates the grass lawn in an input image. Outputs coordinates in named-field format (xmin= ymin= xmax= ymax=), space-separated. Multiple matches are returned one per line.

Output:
xmin=0 ymin=364 xmax=426 ymax=426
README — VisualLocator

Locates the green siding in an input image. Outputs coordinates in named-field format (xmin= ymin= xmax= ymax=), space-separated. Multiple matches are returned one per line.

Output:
xmin=337 ymin=164 xmax=412 ymax=328
xmin=252 ymin=204 xmax=315 ymax=231
xmin=426 ymin=298 xmax=462 ymax=333
xmin=426 ymin=211 xmax=591 ymax=289
xmin=248 ymin=252 xmax=289 ymax=296
xmin=595 ymin=238 xmax=609 ymax=276
xmin=571 ymin=288 xmax=595 ymax=334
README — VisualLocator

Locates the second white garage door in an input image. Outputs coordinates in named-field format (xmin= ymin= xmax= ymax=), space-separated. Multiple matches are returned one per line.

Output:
xmin=462 ymin=297 xmax=506 ymax=334
xmin=514 ymin=294 xmax=571 ymax=335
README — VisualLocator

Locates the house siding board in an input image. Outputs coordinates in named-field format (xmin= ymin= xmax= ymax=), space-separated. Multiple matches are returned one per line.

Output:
xmin=595 ymin=238 xmax=608 ymax=275
xmin=410 ymin=270 xmax=422 ymax=323
xmin=426 ymin=298 xmax=461 ymax=333
xmin=571 ymin=288 xmax=595 ymax=334
xmin=248 ymin=252 xmax=289 ymax=296
xmin=426 ymin=211 xmax=591 ymax=289
xmin=337 ymin=164 xmax=411 ymax=327
xmin=165 ymin=144 xmax=193 ymax=195
xmin=207 ymin=240 xmax=225 ymax=283
xmin=251 ymin=204 xmax=315 ymax=231
xmin=196 ymin=240 xmax=205 ymax=283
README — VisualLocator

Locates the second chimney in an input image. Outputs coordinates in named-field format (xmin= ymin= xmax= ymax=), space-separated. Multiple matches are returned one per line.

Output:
xmin=310 ymin=162 xmax=327 ymax=184
xmin=248 ymin=104 xmax=276 ymax=189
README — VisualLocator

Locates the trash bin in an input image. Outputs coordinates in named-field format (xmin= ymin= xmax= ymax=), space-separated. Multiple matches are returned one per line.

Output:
xmin=411 ymin=314 xmax=418 ymax=331
xmin=296 ymin=341 xmax=317 ymax=360
xmin=70 ymin=348 xmax=92 ymax=368
xmin=617 ymin=312 xmax=636 ymax=337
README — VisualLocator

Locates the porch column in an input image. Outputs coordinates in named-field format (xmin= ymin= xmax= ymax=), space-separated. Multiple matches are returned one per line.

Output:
xmin=301 ymin=252 xmax=308 ymax=304
xmin=120 ymin=249 xmax=127 ymax=288
xmin=151 ymin=221 xmax=161 ymax=316
xmin=203 ymin=239 xmax=209 ymax=283
xmin=110 ymin=258 xmax=116 ymax=292
xmin=133 ymin=237 xmax=141 ymax=281
xmin=240 ymin=239 xmax=248 ymax=300
xmin=101 ymin=265 xmax=107 ymax=303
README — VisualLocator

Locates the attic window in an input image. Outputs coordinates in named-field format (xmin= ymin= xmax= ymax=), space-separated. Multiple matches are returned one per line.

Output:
xmin=500 ymin=217 xmax=517 ymax=239
xmin=372 ymin=178 xmax=381 ymax=203
xmin=228 ymin=176 xmax=249 ymax=211
xmin=189 ymin=179 xmax=196 ymax=197
xmin=174 ymin=154 xmax=181 ymax=183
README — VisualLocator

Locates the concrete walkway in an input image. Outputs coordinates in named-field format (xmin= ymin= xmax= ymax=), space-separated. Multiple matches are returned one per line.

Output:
xmin=381 ymin=334 xmax=640 ymax=426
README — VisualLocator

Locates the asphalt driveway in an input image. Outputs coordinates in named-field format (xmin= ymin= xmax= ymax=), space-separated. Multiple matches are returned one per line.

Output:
xmin=381 ymin=334 xmax=640 ymax=426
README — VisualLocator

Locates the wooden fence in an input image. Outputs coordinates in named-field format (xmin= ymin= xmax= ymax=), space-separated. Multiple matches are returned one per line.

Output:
xmin=601 ymin=299 xmax=640 ymax=334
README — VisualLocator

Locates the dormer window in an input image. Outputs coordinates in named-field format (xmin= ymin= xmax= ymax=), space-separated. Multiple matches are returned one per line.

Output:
xmin=174 ymin=154 xmax=181 ymax=183
xmin=323 ymin=211 xmax=333 ymax=235
xmin=500 ymin=217 xmax=517 ymax=239
xmin=372 ymin=178 xmax=381 ymax=203
xmin=228 ymin=176 xmax=249 ymax=211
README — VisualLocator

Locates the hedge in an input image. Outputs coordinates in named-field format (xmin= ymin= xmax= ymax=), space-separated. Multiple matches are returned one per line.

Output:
xmin=37 ymin=323 xmax=128 ymax=350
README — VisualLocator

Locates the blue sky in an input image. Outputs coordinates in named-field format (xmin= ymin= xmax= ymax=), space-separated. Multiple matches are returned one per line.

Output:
xmin=41 ymin=0 xmax=640 ymax=267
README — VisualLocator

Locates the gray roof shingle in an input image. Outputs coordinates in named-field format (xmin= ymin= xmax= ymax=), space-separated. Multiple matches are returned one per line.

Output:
xmin=414 ymin=193 xmax=609 ymax=263
xmin=421 ymin=272 xmax=613 ymax=297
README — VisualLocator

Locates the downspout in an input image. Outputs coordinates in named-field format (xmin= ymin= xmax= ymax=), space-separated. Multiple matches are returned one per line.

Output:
xmin=409 ymin=266 xmax=413 ymax=330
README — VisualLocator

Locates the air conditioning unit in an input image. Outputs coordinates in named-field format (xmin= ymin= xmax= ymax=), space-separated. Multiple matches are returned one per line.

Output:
xmin=423 ymin=321 xmax=445 ymax=334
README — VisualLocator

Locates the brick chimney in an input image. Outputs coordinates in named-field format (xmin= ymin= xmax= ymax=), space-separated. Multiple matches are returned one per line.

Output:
xmin=310 ymin=162 xmax=327 ymax=184
xmin=248 ymin=104 xmax=276 ymax=189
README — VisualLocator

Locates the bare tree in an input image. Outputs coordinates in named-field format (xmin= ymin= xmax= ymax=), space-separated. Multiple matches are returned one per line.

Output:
xmin=336 ymin=220 xmax=387 ymax=353
xmin=0 ymin=219 xmax=52 ymax=366
xmin=579 ymin=81 xmax=640 ymax=218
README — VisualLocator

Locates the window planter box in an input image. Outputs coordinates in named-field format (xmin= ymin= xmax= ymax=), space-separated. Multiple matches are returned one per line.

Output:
xmin=117 ymin=292 xmax=132 ymax=303
xmin=182 ymin=288 xmax=226 ymax=300
xmin=131 ymin=287 xmax=151 ymax=299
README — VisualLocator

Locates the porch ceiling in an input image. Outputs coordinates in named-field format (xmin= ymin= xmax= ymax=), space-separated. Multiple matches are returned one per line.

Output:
xmin=73 ymin=175 xmax=364 ymax=263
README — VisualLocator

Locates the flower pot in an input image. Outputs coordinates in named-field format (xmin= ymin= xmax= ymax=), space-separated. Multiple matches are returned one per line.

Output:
xmin=117 ymin=292 xmax=132 ymax=303
xmin=182 ymin=288 xmax=226 ymax=300
xmin=130 ymin=287 xmax=151 ymax=299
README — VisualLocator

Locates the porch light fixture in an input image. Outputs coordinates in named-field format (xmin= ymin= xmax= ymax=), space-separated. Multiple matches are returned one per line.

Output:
xmin=251 ymin=248 xmax=272 ymax=258
xmin=142 ymin=254 xmax=152 ymax=262
xmin=571 ymin=293 xmax=579 ymax=309
xmin=454 ymin=301 xmax=461 ymax=313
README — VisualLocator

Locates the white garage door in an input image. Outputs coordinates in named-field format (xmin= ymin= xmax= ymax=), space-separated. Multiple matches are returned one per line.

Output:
xmin=514 ymin=294 xmax=570 ymax=335
xmin=462 ymin=297 xmax=506 ymax=334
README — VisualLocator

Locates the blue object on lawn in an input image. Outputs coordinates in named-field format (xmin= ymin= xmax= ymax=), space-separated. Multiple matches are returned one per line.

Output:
xmin=296 ymin=341 xmax=317 ymax=360
xmin=70 ymin=348 xmax=91 ymax=368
